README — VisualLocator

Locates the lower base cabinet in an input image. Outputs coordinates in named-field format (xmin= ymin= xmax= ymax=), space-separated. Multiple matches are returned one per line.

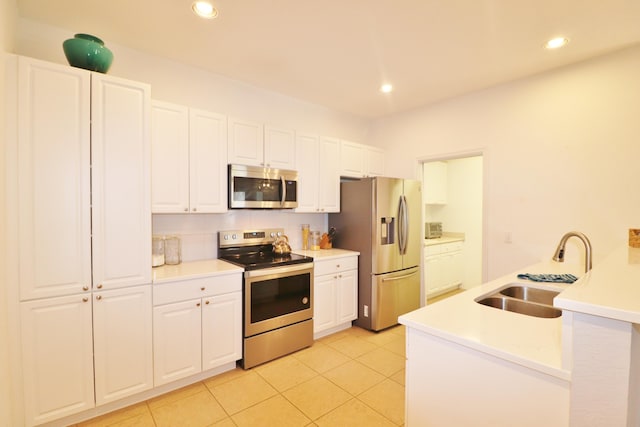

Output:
xmin=424 ymin=241 xmax=463 ymax=297
xmin=20 ymin=285 xmax=153 ymax=426
xmin=153 ymin=274 xmax=242 ymax=386
xmin=313 ymin=255 xmax=358 ymax=337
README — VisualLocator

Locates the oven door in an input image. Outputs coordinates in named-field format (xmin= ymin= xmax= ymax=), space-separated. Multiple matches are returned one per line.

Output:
xmin=244 ymin=263 xmax=313 ymax=337
xmin=229 ymin=164 xmax=298 ymax=209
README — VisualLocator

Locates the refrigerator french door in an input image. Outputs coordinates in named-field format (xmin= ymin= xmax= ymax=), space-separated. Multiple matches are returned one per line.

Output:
xmin=329 ymin=177 xmax=421 ymax=331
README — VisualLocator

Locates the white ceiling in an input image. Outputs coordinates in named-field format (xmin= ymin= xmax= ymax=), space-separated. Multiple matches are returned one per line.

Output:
xmin=16 ymin=0 xmax=640 ymax=118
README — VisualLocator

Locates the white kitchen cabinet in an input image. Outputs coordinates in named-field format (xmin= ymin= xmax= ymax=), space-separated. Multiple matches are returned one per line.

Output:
xmin=20 ymin=285 xmax=153 ymax=426
xmin=10 ymin=56 xmax=153 ymax=426
xmin=20 ymin=294 xmax=94 ymax=426
xmin=424 ymin=241 xmax=463 ymax=298
xmin=340 ymin=140 xmax=385 ymax=178
xmin=92 ymin=286 xmax=153 ymax=405
xmin=313 ymin=255 xmax=358 ymax=338
xmin=151 ymin=101 xmax=228 ymax=213
xmin=423 ymin=161 xmax=448 ymax=204
xmin=227 ymin=117 xmax=295 ymax=169
xmin=153 ymin=274 xmax=242 ymax=386
xmin=16 ymin=56 xmax=92 ymax=301
xmin=295 ymin=134 xmax=340 ymax=213
xmin=91 ymin=73 xmax=151 ymax=291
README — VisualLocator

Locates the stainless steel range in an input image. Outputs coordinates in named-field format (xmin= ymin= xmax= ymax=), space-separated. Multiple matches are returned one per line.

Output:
xmin=218 ymin=228 xmax=314 ymax=369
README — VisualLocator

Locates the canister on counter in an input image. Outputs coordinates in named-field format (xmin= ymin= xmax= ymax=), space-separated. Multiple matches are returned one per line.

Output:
xmin=152 ymin=236 xmax=165 ymax=267
xmin=310 ymin=231 xmax=321 ymax=251
xmin=301 ymin=224 xmax=310 ymax=250
xmin=165 ymin=235 xmax=181 ymax=265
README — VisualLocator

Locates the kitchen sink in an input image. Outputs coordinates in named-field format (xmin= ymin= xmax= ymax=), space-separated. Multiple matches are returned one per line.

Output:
xmin=499 ymin=285 xmax=560 ymax=306
xmin=475 ymin=284 xmax=562 ymax=318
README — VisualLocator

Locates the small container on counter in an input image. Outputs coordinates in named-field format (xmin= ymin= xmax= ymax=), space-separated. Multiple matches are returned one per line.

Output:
xmin=152 ymin=236 xmax=165 ymax=267
xmin=301 ymin=224 xmax=310 ymax=250
xmin=164 ymin=235 xmax=181 ymax=265
xmin=310 ymin=231 xmax=321 ymax=251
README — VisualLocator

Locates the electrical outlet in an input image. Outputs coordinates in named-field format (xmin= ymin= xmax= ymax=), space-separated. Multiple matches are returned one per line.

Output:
xmin=364 ymin=305 xmax=369 ymax=317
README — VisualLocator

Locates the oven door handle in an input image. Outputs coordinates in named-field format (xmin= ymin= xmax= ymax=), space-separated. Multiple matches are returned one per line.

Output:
xmin=244 ymin=262 xmax=313 ymax=278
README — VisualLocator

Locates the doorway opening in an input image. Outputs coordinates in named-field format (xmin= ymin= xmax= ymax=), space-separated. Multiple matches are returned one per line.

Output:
xmin=421 ymin=154 xmax=484 ymax=304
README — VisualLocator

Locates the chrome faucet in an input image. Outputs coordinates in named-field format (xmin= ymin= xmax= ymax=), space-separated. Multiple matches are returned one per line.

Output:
xmin=552 ymin=231 xmax=592 ymax=272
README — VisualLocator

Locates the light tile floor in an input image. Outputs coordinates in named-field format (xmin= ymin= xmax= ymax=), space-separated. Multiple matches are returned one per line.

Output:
xmin=75 ymin=325 xmax=406 ymax=427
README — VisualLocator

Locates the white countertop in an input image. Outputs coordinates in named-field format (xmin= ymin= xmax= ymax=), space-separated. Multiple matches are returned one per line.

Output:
xmin=293 ymin=248 xmax=360 ymax=260
xmin=152 ymin=259 xmax=244 ymax=284
xmin=555 ymin=246 xmax=640 ymax=323
xmin=424 ymin=236 xmax=464 ymax=246
xmin=400 ymin=260 xmax=582 ymax=380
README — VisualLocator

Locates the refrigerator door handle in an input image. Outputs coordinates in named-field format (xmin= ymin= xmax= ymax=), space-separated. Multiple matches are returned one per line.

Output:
xmin=381 ymin=270 xmax=418 ymax=282
xmin=398 ymin=195 xmax=408 ymax=255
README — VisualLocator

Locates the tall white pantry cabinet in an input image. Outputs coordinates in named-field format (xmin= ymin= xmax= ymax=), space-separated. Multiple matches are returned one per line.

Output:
xmin=7 ymin=56 xmax=153 ymax=426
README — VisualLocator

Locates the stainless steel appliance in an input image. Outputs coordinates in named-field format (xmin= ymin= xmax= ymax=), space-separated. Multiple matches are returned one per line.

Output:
xmin=218 ymin=228 xmax=314 ymax=368
xmin=425 ymin=222 xmax=443 ymax=239
xmin=228 ymin=164 xmax=298 ymax=209
xmin=329 ymin=177 xmax=421 ymax=331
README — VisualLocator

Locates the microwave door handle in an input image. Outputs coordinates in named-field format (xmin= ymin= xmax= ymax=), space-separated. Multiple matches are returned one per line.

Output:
xmin=280 ymin=175 xmax=286 ymax=206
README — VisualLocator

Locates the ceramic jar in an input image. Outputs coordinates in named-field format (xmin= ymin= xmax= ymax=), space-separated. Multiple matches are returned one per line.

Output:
xmin=62 ymin=33 xmax=114 ymax=73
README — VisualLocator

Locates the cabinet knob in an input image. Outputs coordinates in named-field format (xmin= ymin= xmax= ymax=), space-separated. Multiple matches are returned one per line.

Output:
xmin=196 ymin=302 xmax=201 ymax=307
xmin=192 ymin=208 xmax=197 ymax=212
xmin=336 ymin=264 xmax=340 ymax=268
xmin=97 ymin=284 xmax=103 ymax=289
xmin=338 ymin=274 xmax=342 ymax=278
xmin=82 ymin=286 xmax=89 ymax=291
xmin=201 ymin=287 xmax=205 ymax=291
xmin=96 ymin=295 xmax=102 ymax=301
xmin=82 ymin=297 xmax=88 ymax=302
xmin=205 ymin=300 xmax=210 ymax=305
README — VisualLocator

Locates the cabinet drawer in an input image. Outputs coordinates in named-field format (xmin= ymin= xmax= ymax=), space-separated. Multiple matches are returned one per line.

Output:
xmin=153 ymin=274 xmax=241 ymax=306
xmin=442 ymin=242 xmax=463 ymax=253
xmin=314 ymin=256 xmax=358 ymax=276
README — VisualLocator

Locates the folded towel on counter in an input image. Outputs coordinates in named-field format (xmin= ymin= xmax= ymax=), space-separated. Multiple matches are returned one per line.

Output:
xmin=516 ymin=273 xmax=578 ymax=284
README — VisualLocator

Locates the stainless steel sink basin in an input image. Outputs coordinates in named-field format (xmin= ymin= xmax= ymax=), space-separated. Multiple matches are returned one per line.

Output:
xmin=476 ymin=296 xmax=561 ymax=318
xmin=499 ymin=285 xmax=560 ymax=306
xmin=475 ymin=284 xmax=562 ymax=318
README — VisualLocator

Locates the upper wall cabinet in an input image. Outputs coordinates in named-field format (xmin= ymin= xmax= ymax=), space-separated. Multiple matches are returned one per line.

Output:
xmin=13 ymin=56 xmax=151 ymax=301
xmin=340 ymin=140 xmax=385 ymax=178
xmin=151 ymin=101 xmax=227 ymax=213
xmin=295 ymin=134 xmax=340 ymax=213
xmin=423 ymin=161 xmax=448 ymax=204
xmin=227 ymin=117 xmax=295 ymax=169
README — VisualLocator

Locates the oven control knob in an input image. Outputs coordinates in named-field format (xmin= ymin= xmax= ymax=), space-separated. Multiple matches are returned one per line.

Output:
xmin=232 ymin=234 xmax=237 ymax=239
xmin=223 ymin=234 xmax=229 ymax=240
xmin=302 ymin=297 xmax=309 ymax=304
xmin=270 ymin=232 xmax=276 ymax=238
xmin=277 ymin=232 xmax=282 ymax=237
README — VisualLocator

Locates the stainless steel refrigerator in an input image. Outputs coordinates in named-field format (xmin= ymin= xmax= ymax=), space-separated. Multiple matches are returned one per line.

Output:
xmin=329 ymin=177 xmax=421 ymax=331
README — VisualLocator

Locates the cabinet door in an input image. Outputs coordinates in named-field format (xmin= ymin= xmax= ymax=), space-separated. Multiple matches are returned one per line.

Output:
xmin=202 ymin=292 xmax=242 ymax=370
xmin=189 ymin=109 xmax=228 ymax=213
xmin=318 ymin=136 xmax=341 ymax=212
xmin=337 ymin=269 xmax=358 ymax=324
xmin=91 ymin=74 xmax=151 ymax=290
xmin=294 ymin=133 xmax=319 ymax=212
xmin=21 ymin=294 xmax=94 ymax=426
xmin=340 ymin=140 xmax=365 ymax=178
xmin=93 ymin=286 xmax=153 ymax=405
xmin=153 ymin=299 xmax=202 ymax=386
xmin=264 ymin=125 xmax=295 ymax=169
xmin=150 ymin=101 xmax=190 ymax=213
xmin=366 ymin=146 xmax=385 ymax=177
xmin=423 ymin=161 xmax=448 ymax=204
xmin=313 ymin=274 xmax=337 ymax=333
xmin=228 ymin=117 xmax=263 ymax=166
xmin=16 ymin=57 xmax=92 ymax=301
xmin=424 ymin=255 xmax=446 ymax=294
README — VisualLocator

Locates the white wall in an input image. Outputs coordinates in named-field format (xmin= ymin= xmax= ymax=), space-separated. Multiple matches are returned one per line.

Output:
xmin=425 ymin=156 xmax=483 ymax=288
xmin=1 ymin=1 xmax=17 ymax=424
xmin=369 ymin=44 xmax=640 ymax=280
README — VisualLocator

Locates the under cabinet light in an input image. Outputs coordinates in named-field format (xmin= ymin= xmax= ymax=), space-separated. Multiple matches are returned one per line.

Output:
xmin=545 ymin=37 xmax=569 ymax=49
xmin=192 ymin=1 xmax=218 ymax=19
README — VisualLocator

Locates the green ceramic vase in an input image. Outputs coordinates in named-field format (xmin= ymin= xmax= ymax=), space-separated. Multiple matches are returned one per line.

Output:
xmin=63 ymin=33 xmax=113 ymax=73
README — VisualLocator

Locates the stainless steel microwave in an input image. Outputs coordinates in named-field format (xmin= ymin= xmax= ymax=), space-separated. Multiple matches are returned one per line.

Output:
xmin=228 ymin=164 xmax=298 ymax=209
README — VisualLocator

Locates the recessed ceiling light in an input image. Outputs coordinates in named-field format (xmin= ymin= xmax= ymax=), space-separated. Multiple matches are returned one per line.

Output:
xmin=545 ymin=37 xmax=569 ymax=49
xmin=380 ymin=83 xmax=393 ymax=93
xmin=192 ymin=1 xmax=218 ymax=19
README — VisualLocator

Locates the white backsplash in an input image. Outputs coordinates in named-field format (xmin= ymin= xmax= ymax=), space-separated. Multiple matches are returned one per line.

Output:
xmin=152 ymin=211 xmax=328 ymax=262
